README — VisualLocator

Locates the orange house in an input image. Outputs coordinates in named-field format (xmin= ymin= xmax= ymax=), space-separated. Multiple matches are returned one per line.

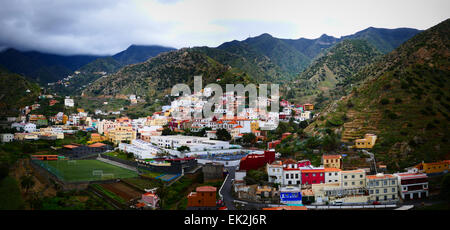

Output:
xmin=187 ymin=186 xmax=217 ymax=207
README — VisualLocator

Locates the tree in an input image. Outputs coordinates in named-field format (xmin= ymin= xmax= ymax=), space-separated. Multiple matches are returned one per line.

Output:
xmin=441 ymin=174 xmax=450 ymax=203
xmin=177 ymin=145 xmax=190 ymax=152
xmin=242 ymin=133 xmax=257 ymax=145
xmin=20 ymin=175 xmax=35 ymax=194
xmin=157 ymin=183 xmax=168 ymax=210
xmin=0 ymin=163 xmax=9 ymax=181
xmin=216 ymin=129 xmax=231 ymax=141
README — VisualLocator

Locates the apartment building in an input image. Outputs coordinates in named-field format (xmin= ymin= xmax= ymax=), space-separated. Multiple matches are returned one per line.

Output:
xmin=366 ymin=173 xmax=399 ymax=203
xmin=394 ymin=172 xmax=429 ymax=200
xmin=324 ymin=168 xmax=341 ymax=184
xmin=341 ymin=169 xmax=366 ymax=188
xmin=108 ymin=125 xmax=136 ymax=145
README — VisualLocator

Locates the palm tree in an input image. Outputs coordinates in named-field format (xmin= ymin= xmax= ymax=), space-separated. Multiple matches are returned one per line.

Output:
xmin=20 ymin=175 xmax=35 ymax=194
xmin=157 ymin=183 xmax=168 ymax=210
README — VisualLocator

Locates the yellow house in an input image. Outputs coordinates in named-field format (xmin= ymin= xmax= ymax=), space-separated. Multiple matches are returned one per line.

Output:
xmin=415 ymin=161 xmax=449 ymax=174
xmin=322 ymin=155 xmax=343 ymax=169
xmin=88 ymin=133 xmax=108 ymax=144
xmin=355 ymin=134 xmax=377 ymax=149
xmin=250 ymin=122 xmax=259 ymax=133
xmin=108 ymin=126 xmax=136 ymax=145
xmin=62 ymin=115 xmax=68 ymax=124
xmin=303 ymin=104 xmax=314 ymax=111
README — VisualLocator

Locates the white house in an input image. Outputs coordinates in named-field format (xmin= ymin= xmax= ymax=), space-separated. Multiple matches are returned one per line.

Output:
xmin=0 ymin=133 xmax=14 ymax=143
xmin=324 ymin=168 xmax=342 ymax=184
xmin=24 ymin=123 xmax=37 ymax=133
xmin=64 ymin=98 xmax=74 ymax=107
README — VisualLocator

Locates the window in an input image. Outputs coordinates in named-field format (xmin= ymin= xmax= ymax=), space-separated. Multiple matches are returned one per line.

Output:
xmin=352 ymin=175 xmax=355 ymax=179
xmin=360 ymin=181 xmax=363 ymax=185
xmin=370 ymin=190 xmax=373 ymax=194
xmin=344 ymin=175 xmax=347 ymax=179
xmin=313 ymin=173 xmax=316 ymax=177
xmin=335 ymin=173 xmax=338 ymax=176
xmin=384 ymin=189 xmax=387 ymax=193
xmin=329 ymin=173 xmax=332 ymax=176
xmin=392 ymin=188 xmax=396 ymax=193
xmin=360 ymin=175 xmax=363 ymax=178
xmin=352 ymin=182 xmax=355 ymax=185
xmin=344 ymin=182 xmax=347 ymax=186
xmin=384 ymin=181 xmax=387 ymax=185
xmin=286 ymin=174 xmax=289 ymax=179
xmin=376 ymin=189 xmax=379 ymax=194
xmin=295 ymin=174 xmax=299 ymax=179
xmin=320 ymin=173 xmax=323 ymax=176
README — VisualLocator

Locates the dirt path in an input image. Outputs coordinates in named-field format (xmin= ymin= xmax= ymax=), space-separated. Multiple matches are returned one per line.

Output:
xmin=100 ymin=182 xmax=142 ymax=201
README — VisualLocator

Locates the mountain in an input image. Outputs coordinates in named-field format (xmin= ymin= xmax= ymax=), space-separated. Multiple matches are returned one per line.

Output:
xmin=305 ymin=18 xmax=450 ymax=171
xmin=83 ymin=48 xmax=253 ymax=100
xmin=287 ymin=39 xmax=383 ymax=107
xmin=282 ymin=34 xmax=340 ymax=59
xmin=0 ymin=45 xmax=176 ymax=85
xmin=193 ymin=45 xmax=286 ymax=83
xmin=112 ymin=45 xmax=176 ymax=66
xmin=0 ymin=66 xmax=40 ymax=116
xmin=0 ymin=48 xmax=102 ymax=83
xmin=342 ymin=27 xmax=422 ymax=53
xmin=218 ymin=33 xmax=311 ymax=80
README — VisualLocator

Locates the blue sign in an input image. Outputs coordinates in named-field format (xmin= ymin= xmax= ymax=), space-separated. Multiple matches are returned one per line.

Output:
xmin=280 ymin=192 xmax=302 ymax=202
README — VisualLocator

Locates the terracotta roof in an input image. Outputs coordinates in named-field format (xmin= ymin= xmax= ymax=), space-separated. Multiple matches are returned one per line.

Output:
xmin=234 ymin=125 xmax=243 ymax=129
xmin=63 ymin=145 xmax=79 ymax=149
xmin=367 ymin=174 xmax=395 ymax=179
xmin=88 ymin=143 xmax=106 ymax=148
xmin=143 ymin=192 xmax=157 ymax=197
xmin=323 ymin=155 xmax=342 ymax=159
xmin=324 ymin=168 xmax=342 ymax=172
xmin=136 ymin=202 xmax=146 ymax=208
xmin=341 ymin=169 xmax=365 ymax=173
xmin=196 ymin=186 xmax=217 ymax=192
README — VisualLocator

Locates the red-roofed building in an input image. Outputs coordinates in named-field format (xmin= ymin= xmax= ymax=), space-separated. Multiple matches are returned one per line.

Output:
xmin=301 ymin=168 xmax=325 ymax=185
xmin=187 ymin=186 xmax=217 ymax=208
xmin=239 ymin=150 xmax=275 ymax=171
xmin=394 ymin=172 xmax=429 ymax=200
xmin=268 ymin=140 xmax=281 ymax=149
xmin=281 ymin=133 xmax=292 ymax=140
xmin=141 ymin=192 xmax=159 ymax=209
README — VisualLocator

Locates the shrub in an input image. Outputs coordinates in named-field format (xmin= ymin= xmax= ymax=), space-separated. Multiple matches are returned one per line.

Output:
xmin=380 ymin=98 xmax=390 ymax=105
xmin=395 ymin=98 xmax=403 ymax=104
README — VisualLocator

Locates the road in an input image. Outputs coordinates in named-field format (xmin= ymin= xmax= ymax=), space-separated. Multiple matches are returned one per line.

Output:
xmin=219 ymin=166 xmax=272 ymax=210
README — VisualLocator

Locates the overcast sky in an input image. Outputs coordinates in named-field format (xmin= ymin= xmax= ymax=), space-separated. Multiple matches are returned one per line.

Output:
xmin=0 ymin=0 xmax=448 ymax=55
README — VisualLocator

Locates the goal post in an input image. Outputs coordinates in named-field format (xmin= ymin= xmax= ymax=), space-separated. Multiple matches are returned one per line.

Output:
xmin=92 ymin=170 xmax=103 ymax=176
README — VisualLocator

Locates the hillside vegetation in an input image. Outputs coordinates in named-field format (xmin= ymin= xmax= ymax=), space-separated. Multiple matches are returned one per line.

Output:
xmin=288 ymin=39 xmax=382 ymax=107
xmin=0 ymin=67 xmax=40 ymax=116
xmin=305 ymin=19 xmax=450 ymax=171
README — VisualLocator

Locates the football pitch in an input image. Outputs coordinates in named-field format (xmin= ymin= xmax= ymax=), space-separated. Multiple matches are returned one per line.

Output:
xmin=42 ymin=160 xmax=138 ymax=182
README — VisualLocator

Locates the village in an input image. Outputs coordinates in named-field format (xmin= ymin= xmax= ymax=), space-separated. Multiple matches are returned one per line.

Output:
xmin=0 ymin=86 xmax=449 ymax=211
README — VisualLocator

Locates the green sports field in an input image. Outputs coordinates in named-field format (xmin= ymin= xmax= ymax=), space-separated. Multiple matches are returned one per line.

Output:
xmin=41 ymin=160 xmax=138 ymax=182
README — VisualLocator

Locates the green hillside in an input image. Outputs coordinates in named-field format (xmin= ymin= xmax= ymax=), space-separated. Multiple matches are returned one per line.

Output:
xmin=83 ymin=48 xmax=253 ymax=101
xmin=306 ymin=18 xmax=450 ymax=171
xmin=288 ymin=39 xmax=382 ymax=107
xmin=0 ymin=67 xmax=40 ymax=116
